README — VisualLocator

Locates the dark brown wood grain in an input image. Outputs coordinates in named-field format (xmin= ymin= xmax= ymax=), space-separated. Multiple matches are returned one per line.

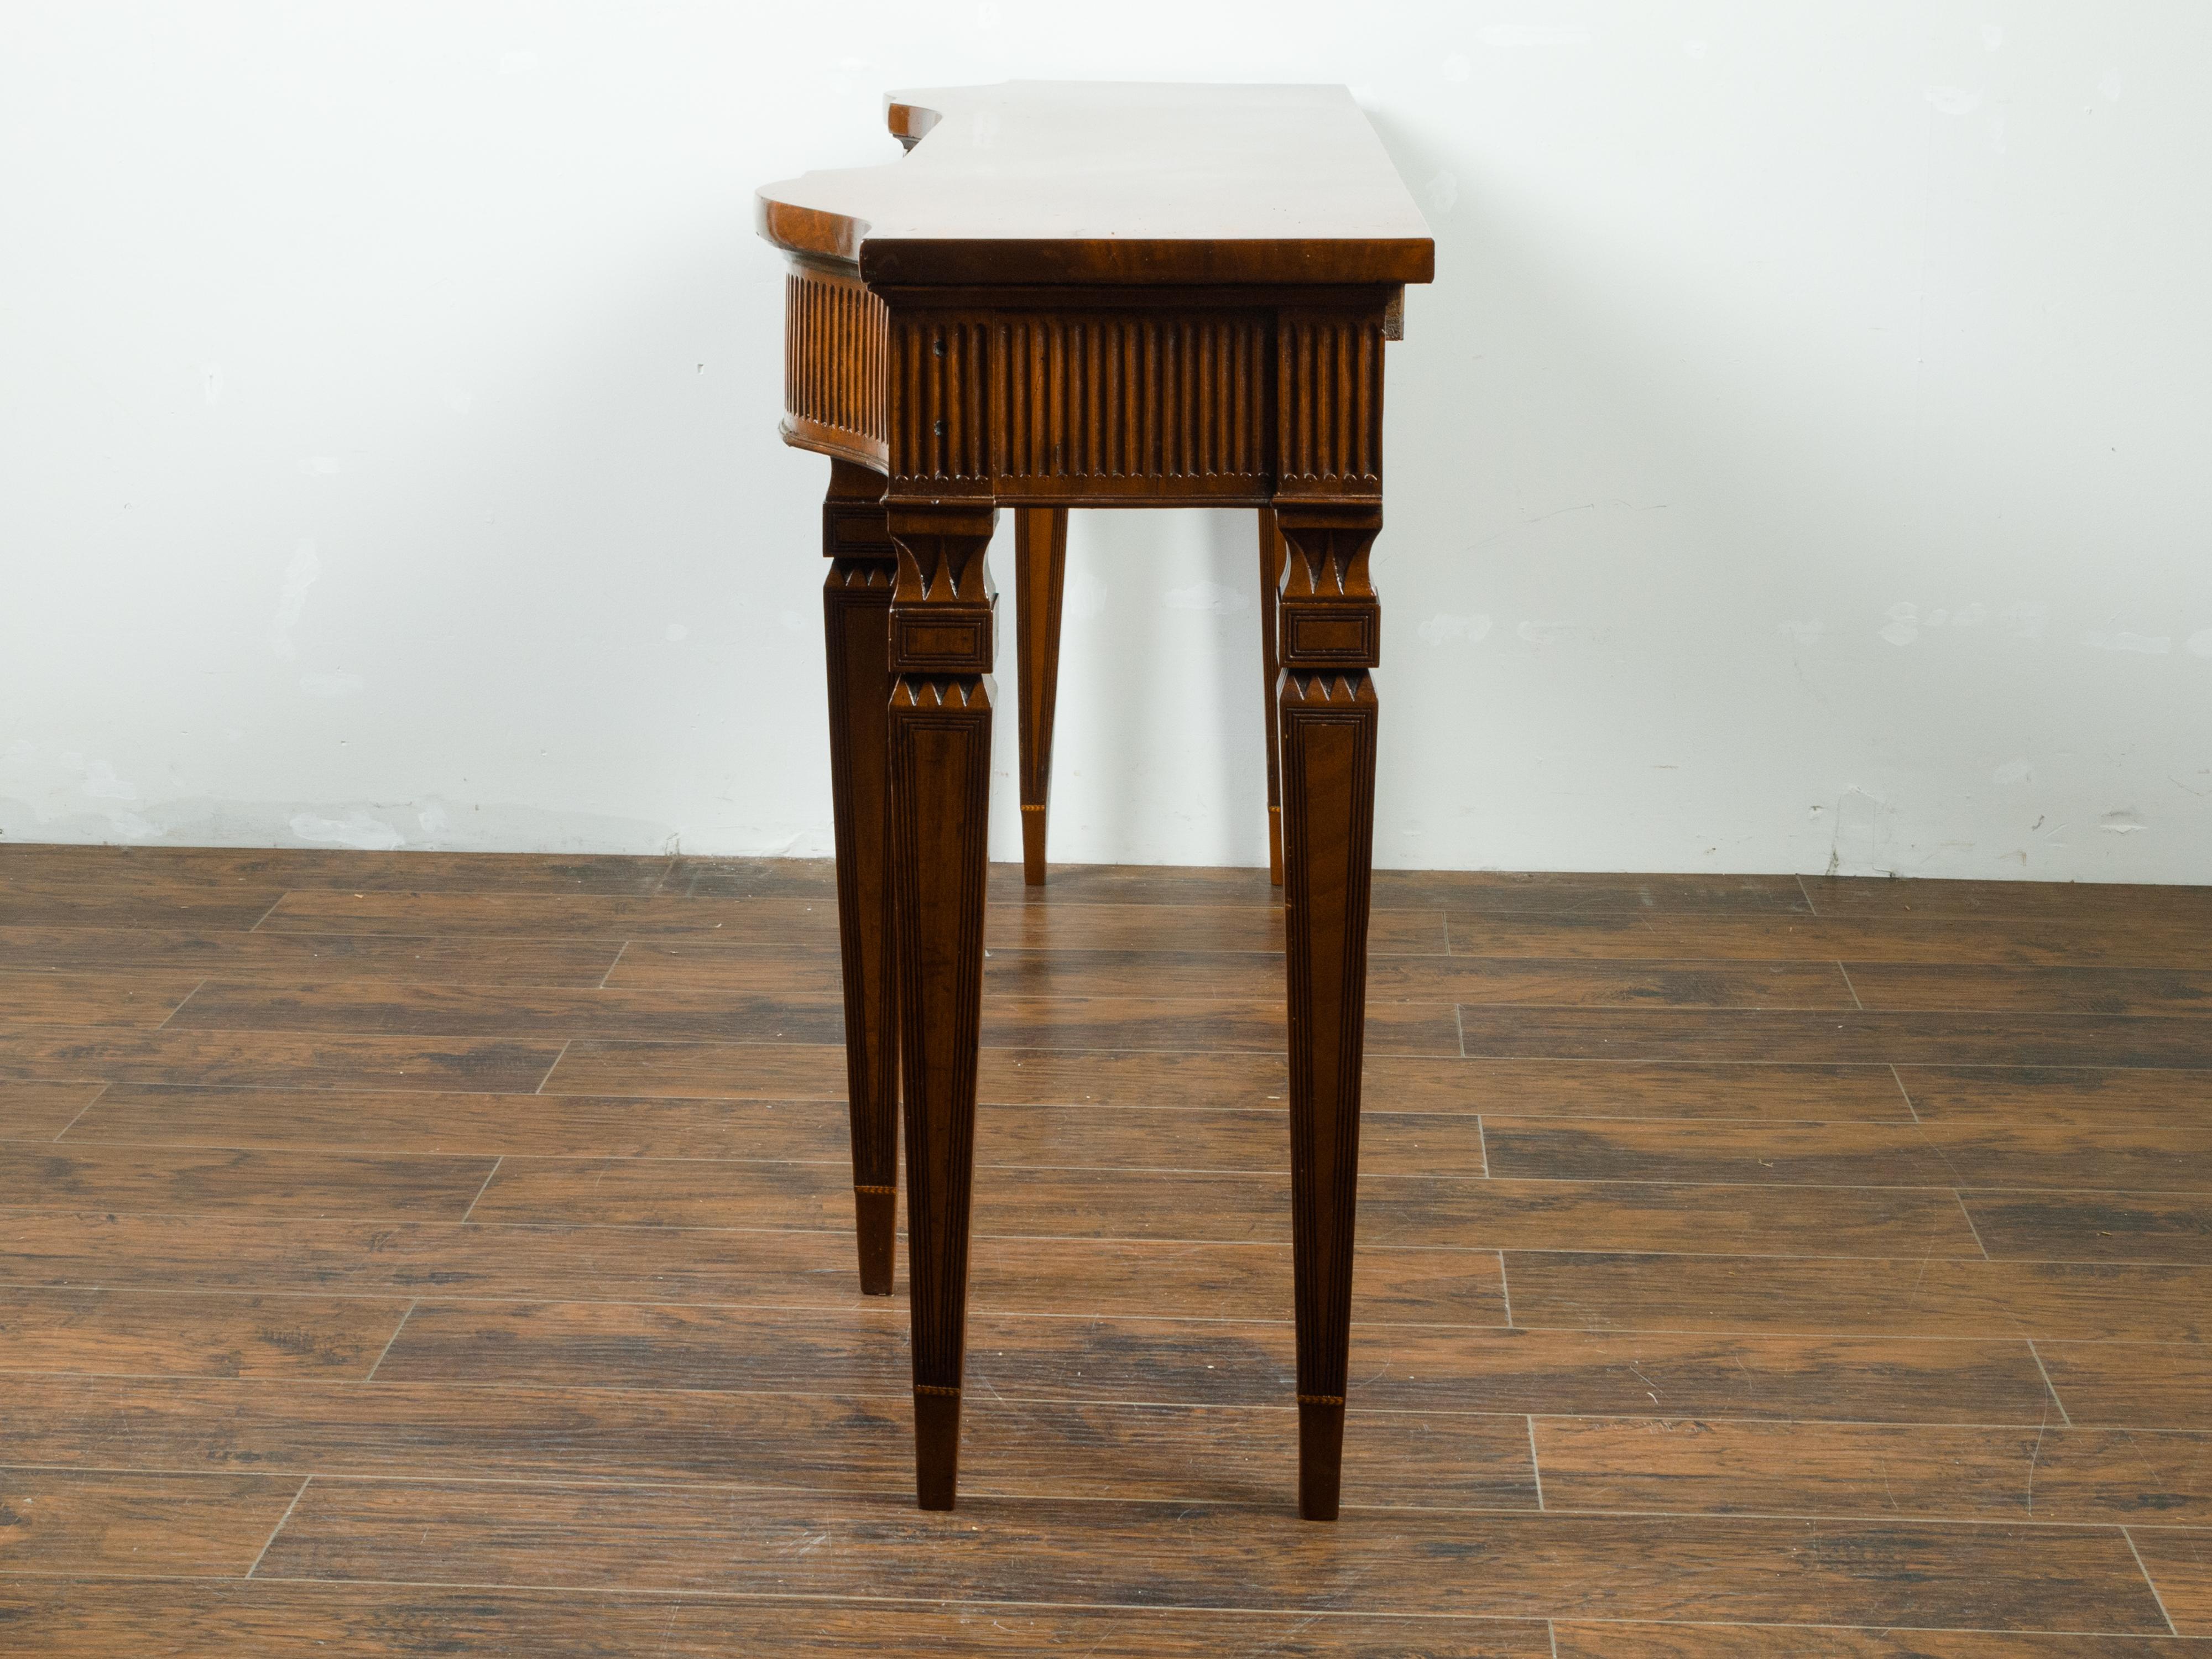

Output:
xmin=158 ymin=979 xmax=846 ymax=1043
xmin=0 ymin=1212 xmax=1499 ymax=1324
xmin=0 ymin=843 xmax=677 ymax=895
xmin=1505 ymin=1251 xmax=2212 ymax=1339
xmin=1806 ymin=874 xmax=2212 ymax=922
xmin=2 ymin=842 xmax=2209 ymax=1640
xmin=1962 ymin=1190 xmax=2212 ymax=1263
xmin=2120 ymin=1528 xmax=2212 ymax=1634
xmin=0 ymin=1283 xmax=409 ymax=1377
xmin=1849 ymin=962 xmax=2212 ymax=1014
xmin=0 ymin=1583 xmax=1562 ymax=1657
xmin=0 ymin=1079 xmax=106 ymax=1139
xmin=1898 ymin=1064 xmax=2212 ymax=1125
xmin=2037 ymin=1342 xmax=2212 ymax=1428
xmin=1412 ymin=873 xmax=1811 ymax=915
xmin=0 ymin=969 xmax=208 ymax=1027
xmin=0 ymin=1468 xmax=305 ymax=1576
xmin=1553 ymin=1626 xmax=2205 ymax=1657
xmin=253 ymin=1479 xmax=2168 ymax=1628
xmin=1483 ymin=1117 xmax=1958 ymax=1186
xmin=0 ymin=1373 xmax=1537 ymax=1510
xmin=0 ymin=925 xmax=628 ymax=985
xmin=56 ymin=1083 xmax=852 ymax=1160
xmin=1533 ymin=1416 xmax=2212 ymax=1524
xmin=254 ymin=889 xmax=842 ymax=938
xmin=1448 ymin=909 xmax=2212 ymax=966
xmin=1369 ymin=1057 xmax=1913 ymax=1119
xmin=0 ymin=1139 xmax=497 ymax=1216
xmin=1455 ymin=1006 xmax=2212 ymax=1067
xmin=458 ymin=1156 xmax=1977 ymax=1258
xmin=0 ymin=1024 xmax=563 ymax=1092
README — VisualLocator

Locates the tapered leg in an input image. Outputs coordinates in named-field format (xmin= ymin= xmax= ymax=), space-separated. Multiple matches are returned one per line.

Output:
xmin=1258 ymin=508 xmax=1287 ymax=885
xmin=1013 ymin=507 xmax=1068 ymax=885
xmin=1272 ymin=504 xmax=1383 ymax=1522
xmin=821 ymin=460 xmax=900 ymax=1296
xmin=884 ymin=502 xmax=998 ymax=1511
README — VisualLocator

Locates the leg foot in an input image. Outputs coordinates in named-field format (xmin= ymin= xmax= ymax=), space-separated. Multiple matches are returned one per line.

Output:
xmin=854 ymin=1185 xmax=896 ymax=1296
xmin=915 ymin=1387 xmax=962 ymax=1510
xmin=1297 ymin=1397 xmax=1345 ymax=1520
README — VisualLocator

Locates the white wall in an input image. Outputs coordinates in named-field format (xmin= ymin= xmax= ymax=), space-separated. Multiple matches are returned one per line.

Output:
xmin=4 ymin=2 xmax=2208 ymax=879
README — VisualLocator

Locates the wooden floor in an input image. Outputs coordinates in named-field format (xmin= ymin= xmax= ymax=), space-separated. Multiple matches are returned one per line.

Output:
xmin=4 ymin=846 xmax=2212 ymax=1653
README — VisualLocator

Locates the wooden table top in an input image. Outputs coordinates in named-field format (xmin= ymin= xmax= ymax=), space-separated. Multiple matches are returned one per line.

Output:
xmin=756 ymin=81 xmax=1434 ymax=289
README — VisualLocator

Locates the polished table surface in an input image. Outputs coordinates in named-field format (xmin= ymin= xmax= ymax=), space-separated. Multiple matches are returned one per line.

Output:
xmin=756 ymin=81 xmax=1432 ymax=1521
xmin=759 ymin=81 xmax=1435 ymax=285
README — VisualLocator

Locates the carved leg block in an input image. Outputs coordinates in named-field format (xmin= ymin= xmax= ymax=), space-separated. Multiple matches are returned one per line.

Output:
xmin=885 ymin=504 xmax=998 ymax=1511
xmin=821 ymin=461 xmax=900 ymax=1296
xmin=1014 ymin=507 xmax=1069 ymax=886
xmin=1273 ymin=507 xmax=1381 ymax=1522
xmin=1258 ymin=508 xmax=1287 ymax=886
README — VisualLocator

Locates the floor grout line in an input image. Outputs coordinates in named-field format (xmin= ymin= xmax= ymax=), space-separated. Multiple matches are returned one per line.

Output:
xmin=1525 ymin=1415 xmax=1545 ymax=1510
xmin=244 ymin=1475 xmax=311 ymax=1578
xmin=244 ymin=894 xmax=289 ymax=933
xmin=598 ymin=943 xmax=629 ymax=990
xmin=459 ymin=1159 xmax=503 ymax=1223
xmin=1888 ymin=1065 xmax=1923 ymax=1123
xmin=1796 ymin=872 xmax=1820 ymax=916
xmin=153 ymin=977 xmax=208 ymax=1031
xmin=1548 ymin=1618 xmax=1561 ymax=1657
xmin=113 ymin=1573 xmax=2212 ymax=1633
xmin=362 ymin=1300 xmax=418 ymax=1383
xmin=1953 ymin=1192 xmax=1992 ymax=1260
xmin=3 ymin=1391 xmax=2206 ymax=1436
xmin=1835 ymin=962 xmax=1864 ymax=1010
xmin=1495 ymin=1251 xmax=1514 ymax=1329
xmin=2122 ymin=1526 xmax=2181 ymax=1636
xmin=15 ymin=1016 xmax=2212 ymax=1074
xmin=23 ymin=1125 xmax=2211 ymax=1197
xmin=2026 ymin=1339 xmax=2075 ymax=1426
xmin=0 ymin=1205 xmax=2196 ymax=1264
xmin=535 ymin=1040 xmax=573 ymax=1095
xmin=8 ymin=1465 xmax=2206 ymax=1542
xmin=48 ymin=1082 xmax=112 ymax=1142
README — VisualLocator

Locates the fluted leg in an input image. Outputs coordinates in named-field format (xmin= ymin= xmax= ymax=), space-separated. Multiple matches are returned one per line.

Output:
xmin=821 ymin=460 xmax=900 ymax=1296
xmin=884 ymin=502 xmax=998 ymax=1511
xmin=1272 ymin=504 xmax=1382 ymax=1521
xmin=1258 ymin=507 xmax=1287 ymax=885
xmin=1013 ymin=507 xmax=1068 ymax=886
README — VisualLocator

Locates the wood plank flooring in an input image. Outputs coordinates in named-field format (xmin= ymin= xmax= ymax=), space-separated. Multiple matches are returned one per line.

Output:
xmin=3 ymin=844 xmax=2211 ymax=1653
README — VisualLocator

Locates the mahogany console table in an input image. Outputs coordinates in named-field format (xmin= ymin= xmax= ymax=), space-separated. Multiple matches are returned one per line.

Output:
xmin=756 ymin=81 xmax=1433 ymax=1520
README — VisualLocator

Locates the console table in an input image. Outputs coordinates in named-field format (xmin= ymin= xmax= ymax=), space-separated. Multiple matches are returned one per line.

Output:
xmin=755 ymin=81 xmax=1433 ymax=1520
